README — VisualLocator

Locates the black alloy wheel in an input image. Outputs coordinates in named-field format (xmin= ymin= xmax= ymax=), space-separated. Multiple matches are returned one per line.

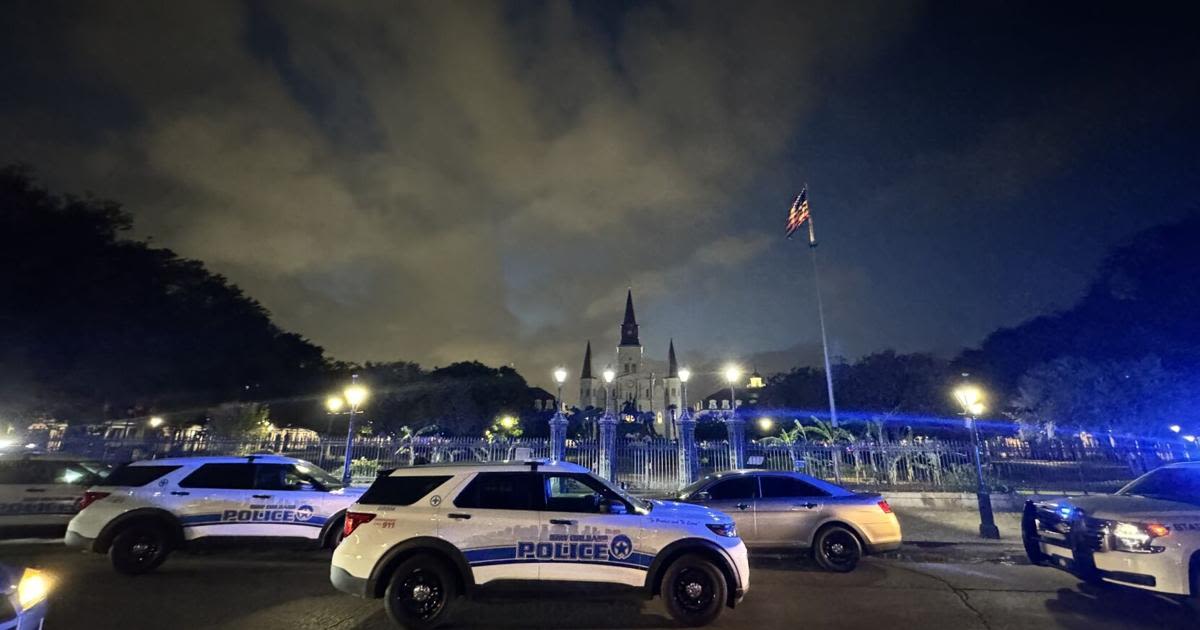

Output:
xmin=813 ymin=525 xmax=862 ymax=572
xmin=384 ymin=555 xmax=458 ymax=630
xmin=110 ymin=524 xmax=171 ymax=575
xmin=661 ymin=553 xmax=727 ymax=627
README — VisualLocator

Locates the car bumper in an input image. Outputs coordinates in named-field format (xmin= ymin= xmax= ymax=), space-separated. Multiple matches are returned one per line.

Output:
xmin=1037 ymin=540 xmax=1184 ymax=595
xmin=330 ymin=565 xmax=372 ymax=598
xmin=63 ymin=530 xmax=96 ymax=552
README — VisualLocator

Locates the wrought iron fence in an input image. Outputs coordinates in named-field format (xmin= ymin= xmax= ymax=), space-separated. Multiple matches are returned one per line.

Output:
xmin=50 ymin=432 xmax=1197 ymax=493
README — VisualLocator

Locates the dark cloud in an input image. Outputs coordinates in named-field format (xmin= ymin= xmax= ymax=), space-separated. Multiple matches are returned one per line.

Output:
xmin=1 ymin=1 xmax=1196 ymax=399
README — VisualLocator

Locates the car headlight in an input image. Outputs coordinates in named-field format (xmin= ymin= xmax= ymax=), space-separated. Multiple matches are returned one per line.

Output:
xmin=17 ymin=568 xmax=52 ymax=610
xmin=1108 ymin=520 xmax=1169 ymax=553
xmin=706 ymin=522 xmax=738 ymax=538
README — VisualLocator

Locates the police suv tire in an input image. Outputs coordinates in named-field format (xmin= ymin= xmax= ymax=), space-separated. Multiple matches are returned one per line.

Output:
xmin=1021 ymin=503 xmax=1049 ymax=566
xmin=812 ymin=524 xmax=862 ymax=572
xmin=661 ymin=553 xmax=726 ymax=627
xmin=109 ymin=523 xmax=171 ymax=575
xmin=383 ymin=554 xmax=458 ymax=630
xmin=324 ymin=515 xmax=345 ymax=549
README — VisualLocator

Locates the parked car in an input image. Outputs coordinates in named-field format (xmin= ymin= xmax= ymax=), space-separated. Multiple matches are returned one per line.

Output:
xmin=1022 ymin=461 xmax=1200 ymax=607
xmin=0 ymin=453 xmax=109 ymax=536
xmin=66 ymin=455 xmax=364 ymax=574
xmin=672 ymin=470 xmax=901 ymax=571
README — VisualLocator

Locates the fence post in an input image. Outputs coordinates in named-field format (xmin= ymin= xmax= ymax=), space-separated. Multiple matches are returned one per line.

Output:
xmin=549 ymin=410 xmax=569 ymax=462
xmin=598 ymin=411 xmax=618 ymax=482
xmin=725 ymin=413 xmax=746 ymax=469
xmin=677 ymin=410 xmax=698 ymax=488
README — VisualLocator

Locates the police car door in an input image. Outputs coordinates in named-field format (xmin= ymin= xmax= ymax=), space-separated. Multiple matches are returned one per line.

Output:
xmin=441 ymin=471 xmax=541 ymax=584
xmin=174 ymin=462 xmax=259 ymax=539
xmin=0 ymin=459 xmax=88 ymax=527
xmin=247 ymin=464 xmax=330 ymax=540
xmin=538 ymin=472 xmax=645 ymax=587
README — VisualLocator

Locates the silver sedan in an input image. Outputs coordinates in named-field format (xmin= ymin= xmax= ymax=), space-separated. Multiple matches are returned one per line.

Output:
xmin=671 ymin=470 xmax=901 ymax=571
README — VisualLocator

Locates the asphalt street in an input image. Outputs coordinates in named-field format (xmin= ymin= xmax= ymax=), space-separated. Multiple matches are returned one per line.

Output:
xmin=1 ymin=540 xmax=1197 ymax=630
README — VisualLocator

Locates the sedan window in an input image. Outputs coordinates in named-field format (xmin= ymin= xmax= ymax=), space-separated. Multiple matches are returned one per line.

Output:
xmin=760 ymin=476 xmax=830 ymax=498
xmin=706 ymin=477 xmax=759 ymax=500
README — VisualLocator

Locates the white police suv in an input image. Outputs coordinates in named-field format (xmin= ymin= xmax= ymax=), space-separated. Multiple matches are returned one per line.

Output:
xmin=65 ymin=455 xmax=364 ymax=574
xmin=331 ymin=460 xmax=749 ymax=629
xmin=1023 ymin=461 xmax=1200 ymax=606
xmin=0 ymin=453 xmax=108 ymax=535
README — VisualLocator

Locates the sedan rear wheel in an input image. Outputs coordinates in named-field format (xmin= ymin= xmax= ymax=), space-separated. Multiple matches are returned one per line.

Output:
xmin=812 ymin=525 xmax=862 ymax=572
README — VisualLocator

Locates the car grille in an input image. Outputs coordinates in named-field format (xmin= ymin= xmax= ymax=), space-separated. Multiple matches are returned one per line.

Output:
xmin=1033 ymin=507 xmax=1107 ymax=552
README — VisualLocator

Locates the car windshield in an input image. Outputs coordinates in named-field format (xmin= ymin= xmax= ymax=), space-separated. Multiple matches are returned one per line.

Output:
xmin=676 ymin=477 xmax=712 ymax=500
xmin=294 ymin=461 xmax=345 ymax=491
xmin=1117 ymin=466 xmax=1200 ymax=505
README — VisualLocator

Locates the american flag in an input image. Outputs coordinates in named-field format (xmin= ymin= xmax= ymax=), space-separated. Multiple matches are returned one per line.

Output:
xmin=785 ymin=187 xmax=812 ymax=241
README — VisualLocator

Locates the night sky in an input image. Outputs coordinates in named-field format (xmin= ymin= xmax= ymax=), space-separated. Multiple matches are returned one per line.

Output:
xmin=2 ymin=1 xmax=1198 ymax=395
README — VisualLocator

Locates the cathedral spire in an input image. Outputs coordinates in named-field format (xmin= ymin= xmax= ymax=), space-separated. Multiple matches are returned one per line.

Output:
xmin=667 ymin=338 xmax=678 ymax=378
xmin=620 ymin=289 xmax=640 ymax=346
xmin=581 ymin=341 xmax=594 ymax=379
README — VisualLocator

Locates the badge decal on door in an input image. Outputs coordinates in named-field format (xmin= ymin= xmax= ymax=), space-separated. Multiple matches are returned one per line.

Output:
xmin=609 ymin=534 xmax=633 ymax=560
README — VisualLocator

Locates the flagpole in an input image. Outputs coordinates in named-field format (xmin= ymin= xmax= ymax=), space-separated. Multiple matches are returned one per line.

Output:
xmin=805 ymin=198 xmax=843 ymax=484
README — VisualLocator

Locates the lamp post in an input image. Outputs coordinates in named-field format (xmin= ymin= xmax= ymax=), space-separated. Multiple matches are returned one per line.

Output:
xmin=723 ymin=364 xmax=746 ymax=469
xmin=549 ymin=368 xmax=569 ymax=462
xmin=324 ymin=395 xmax=344 ymax=436
xmin=339 ymin=377 xmax=369 ymax=486
xmin=677 ymin=368 xmax=697 ymax=486
xmin=953 ymin=379 xmax=1000 ymax=539
xmin=599 ymin=367 xmax=618 ymax=482
xmin=678 ymin=368 xmax=691 ymax=411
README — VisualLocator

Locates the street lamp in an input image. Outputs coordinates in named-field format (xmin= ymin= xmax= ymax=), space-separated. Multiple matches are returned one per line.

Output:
xmin=602 ymin=367 xmax=615 ymax=415
xmin=554 ymin=362 xmax=568 ymax=412
xmin=498 ymin=415 xmax=517 ymax=430
xmin=678 ymin=368 xmax=691 ymax=411
xmin=723 ymin=364 xmax=742 ymax=414
xmin=338 ymin=377 xmax=369 ymax=485
xmin=148 ymin=416 xmax=164 ymax=429
xmin=953 ymin=379 xmax=1000 ymax=539
xmin=757 ymin=417 xmax=775 ymax=433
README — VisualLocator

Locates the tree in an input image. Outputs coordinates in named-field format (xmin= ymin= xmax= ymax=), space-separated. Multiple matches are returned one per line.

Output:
xmin=207 ymin=402 xmax=271 ymax=438
xmin=1010 ymin=356 xmax=1188 ymax=439
xmin=0 ymin=166 xmax=329 ymax=422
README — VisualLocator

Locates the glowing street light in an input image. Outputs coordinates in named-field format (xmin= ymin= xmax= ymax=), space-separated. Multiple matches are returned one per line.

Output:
xmin=337 ymin=376 xmax=369 ymax=485
xmin=553 ymin=367 xmax=568 ymax=413
xmin=602 ymin=367 xmax=615 ymax=415
xmin=678 ymin=368 xmax=691 ymax=411
xmin=343 ymin=384 xmax=369 ymax=408
xmin=148 ymin=416 xmax=164 ymax=429
xmin=757 ymin=417 xmax=775 ymax=433
xmin=953 ymin=377 xmax=999 ymax=539
xmin=498 ymin=415 xmax=517 ymax=430
xmin=325 ymin=396 xmax=345 ymax=413
xmin=724 ymin=364 xmax=742 ymax=414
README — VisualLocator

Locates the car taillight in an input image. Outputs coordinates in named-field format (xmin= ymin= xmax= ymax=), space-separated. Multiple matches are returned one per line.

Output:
xmin=79 ymin=491 xmax=110 ymax=510
xmin=343 ymin=511 xmax=376 ymax=537
xmin=878 ymin=500 xmax=893 ymax=514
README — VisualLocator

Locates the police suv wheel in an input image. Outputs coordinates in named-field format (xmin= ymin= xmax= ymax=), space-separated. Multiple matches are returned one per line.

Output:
xmin=384 ymin=555 xmax=458 ymax=629
xmin=661 ymin=554 xmax=726 ymax=627
xmin=812 ymin=525 xmax=862 ymax=572
xmin=110 ymin=524 xmax=171 ymax=575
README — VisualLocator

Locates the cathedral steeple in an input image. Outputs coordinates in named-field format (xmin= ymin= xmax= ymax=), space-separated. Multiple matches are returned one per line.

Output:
xmin=667 ymin=338 xmax=678 ymax=378
xmin=619 ymin=289 xmax=640 ymax=346
xmin=581 ymin=341 xmax=594 ymax=379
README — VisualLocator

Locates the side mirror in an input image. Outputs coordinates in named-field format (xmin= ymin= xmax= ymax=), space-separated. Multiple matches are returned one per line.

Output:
xmin=695 ymin=491 xmax=711 ymax=502
xmin=600 ymin=498 xmax=627 ymax=515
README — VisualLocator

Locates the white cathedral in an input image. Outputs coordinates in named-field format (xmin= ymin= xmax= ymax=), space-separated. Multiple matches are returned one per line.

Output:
xmin=576 ymin=290 xmax=684 ymax=439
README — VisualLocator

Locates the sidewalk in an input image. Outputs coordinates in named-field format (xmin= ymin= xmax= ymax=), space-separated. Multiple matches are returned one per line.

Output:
xmin=889 ymin=507 xmax=1027 ymax=563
